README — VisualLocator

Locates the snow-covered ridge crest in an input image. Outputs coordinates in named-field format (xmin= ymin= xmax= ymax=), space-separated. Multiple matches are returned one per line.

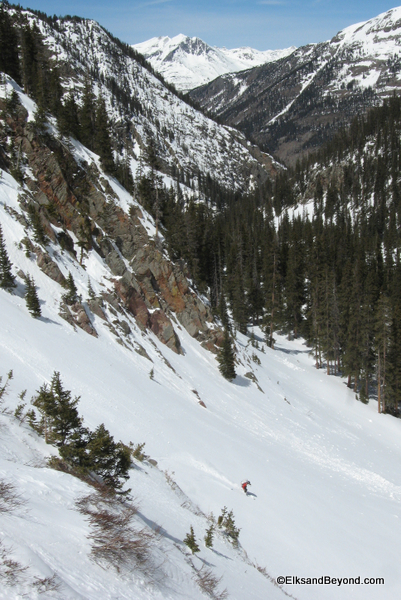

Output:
xmin=190 ymin=4 xmax=401 ymax=164
xmin=10 ymin=7 xmax=276 ymax=192
xmin=133 ymin=34 xmax=296 ymax=92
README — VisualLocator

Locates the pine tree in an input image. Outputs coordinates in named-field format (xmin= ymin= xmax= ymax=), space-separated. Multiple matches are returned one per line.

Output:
xmin=58 ymin=92 xmax=80 ymax=140
xmin=0 ymin=4 xmax=21 ymax=84
xmin=32 ymin=371 xmax=82 ymax=446
xmin=0 ymin=223 xmax=16 ymax=291
xmin=62 ymin=272 xmax=79 ymax=305
xmin=94 ymin=94 xmax=115 ymax=173
xmin=217 ymin=328 xmax=236 ymax=381
xmin=204 ymin=524 xmax=214 ymax=549
xmin=27 ymin=203 xmax=48 ymax=245
xmin=25 ymin=275 xmax=41 ymax=318
xmin=184 ymin=525 xmax=200 ymax=554
xmin=87 ymin=278 xmax=96 ymax=300
xmin=86 ymin=423 xmax=131 ymax=490
xmin=217 ymin=507 xmax=240 ymax=546
xmin=79 ymin=78 xmax=96 ymax=149
xmin=375 ymin=293 xmax=391 ymax=413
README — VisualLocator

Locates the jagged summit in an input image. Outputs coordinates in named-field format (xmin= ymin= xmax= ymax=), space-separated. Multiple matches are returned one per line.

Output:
xmin=133 ymin=34 xmax=296 ymax=92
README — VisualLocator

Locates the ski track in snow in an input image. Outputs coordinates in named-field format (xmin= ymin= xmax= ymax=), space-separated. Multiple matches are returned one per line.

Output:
xmin=2 ymin=47 xmax=401 ymax=595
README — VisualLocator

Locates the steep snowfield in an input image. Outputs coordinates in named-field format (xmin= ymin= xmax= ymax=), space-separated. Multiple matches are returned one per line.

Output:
xmin=133 ymin=35 xmax=296 ymax=92
xmin=325 ymin=5 xmax=401 ymax=94
xmin=1 ymin=158 xmax=401 ymax=599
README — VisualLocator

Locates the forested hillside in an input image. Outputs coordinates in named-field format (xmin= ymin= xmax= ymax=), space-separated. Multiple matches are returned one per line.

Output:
xmin=1 ymin=1 xmax=401 ymax=418
xmin=158 ymin=96 xmax=401 ymax=416
xmin=190 ymin=6 xmax=401 ymax=165
xmin=2 ymin=3 xmax=401 ymax=598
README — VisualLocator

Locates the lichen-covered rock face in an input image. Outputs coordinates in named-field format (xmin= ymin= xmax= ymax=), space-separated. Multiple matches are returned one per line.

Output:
xmin=59 ymin=301 xmax=98 ymax=337
xmin=11 ymin=114 xmax=220 ymax=353
xmin=149 ymin=310 xmax=181 ymax=353
xmin=36 ymin=250 xmax=66 ymax=285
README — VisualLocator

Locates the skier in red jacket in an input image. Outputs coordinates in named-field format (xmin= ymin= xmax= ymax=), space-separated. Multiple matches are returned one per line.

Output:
xmin=241 ymin=480 xmax=251 ymax=494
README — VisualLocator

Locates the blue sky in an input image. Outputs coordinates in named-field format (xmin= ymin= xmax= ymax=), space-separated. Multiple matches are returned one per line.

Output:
xmin=18 ymin=1 xmax=398 ymax=49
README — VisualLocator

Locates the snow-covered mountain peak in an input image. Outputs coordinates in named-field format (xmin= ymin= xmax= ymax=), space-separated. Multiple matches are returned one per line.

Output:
xmin=133 ymin=35 xmax=296 ymax=91
xmin=334 ymin=5 xmax=401 ymax=49
xmin=191 ymin=4 xmax=401 ymax=164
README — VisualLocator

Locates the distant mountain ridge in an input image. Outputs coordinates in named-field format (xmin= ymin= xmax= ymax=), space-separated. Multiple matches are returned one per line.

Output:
xmin=190 ymin=6 xmax=401 ymax=164
xmin=133 ymin=34 xmax=296 ymax=92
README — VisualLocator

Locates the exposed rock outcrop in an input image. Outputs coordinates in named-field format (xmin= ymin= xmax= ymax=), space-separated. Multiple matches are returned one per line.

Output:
xmin=7 ymin=109 xmax=221 ymax=353
xmin=59 ymin=301 xmax=98 ymax=337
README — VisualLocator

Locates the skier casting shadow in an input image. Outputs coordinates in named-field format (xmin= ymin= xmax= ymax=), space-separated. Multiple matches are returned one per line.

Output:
xmin=241 ymin=480 xmax=257 ymax=497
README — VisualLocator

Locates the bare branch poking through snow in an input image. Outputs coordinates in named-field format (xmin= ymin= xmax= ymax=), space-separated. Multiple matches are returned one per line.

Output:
xmin=76 ymin=491 xmax=157 ymax=576
xmin=0 ymin=479 xmax=25 ymax=513
xmin=192 ymin=564 xmax=228 ymax=600
xmin=0 ymin=541 xmax=28 ymax=587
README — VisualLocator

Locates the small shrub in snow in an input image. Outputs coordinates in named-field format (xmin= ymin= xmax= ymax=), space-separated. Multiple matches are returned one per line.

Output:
xmin=0 ymin=480 xmax=25 ymax=514
xmin=164 ymin=469 xmax=178 ymax=490
xmin=32 ymin=574 xmax=61 ymax=593
xmin=0 ymin=370 xmax=12 ymax=405
xmin=132 ymin=442 xmax=148 ymax=462
xmin=193 ymin=564 xmax=228 ymax=599
xmin=76 ymin=491 xmax=155 ymax=574
xmin=13 ymin=390 xmax=27 ymax=423
xmin=217 ymin=507 xmax=240 ymax=547
xmin=204 ymin=523 xmax=214 ymax=548
xmin=0 ymin=541 xmax=28 ymax=587
xmin=184 ymin=525 xmax=200 ymax=554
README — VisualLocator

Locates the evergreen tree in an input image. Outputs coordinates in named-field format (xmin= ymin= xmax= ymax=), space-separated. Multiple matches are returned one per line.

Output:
xmin=0 ymin=224 xmax=16 ymax=291
xmin=27 ymin=203 xmax=48 ymax=245
xmin=58 ymin=92 xmax=80 ymax=140
xmin=204 ymin=524 xmax=214 ymax=549
xmin=86 ymin=423 xmax=131 ymax=490
xmin=375 ymin=293 xmax=391 ymax=413
xmin=217 ymin=506 xmax=240 ymax=546
xmin=79 ymin=78 xmax=96 ymax=149
xmin=0 ymin=4 xmax=21 ymax=83
xmin=184 ymin=525 xmax=200 ymax=554
xmin=32 ymin=371 xmax=82 ymax=446
xmin=62 ymin=272 xmax=79 ymax=305
xmin=94 ymin=94 xmax=115 ymax=173
xmin=25 ymin=275 xmax=41 ymax=318
xmin=217 ymin=328 xmax=236 ymax=381
xmin=87 ymin=277 xmax=96 ymax=300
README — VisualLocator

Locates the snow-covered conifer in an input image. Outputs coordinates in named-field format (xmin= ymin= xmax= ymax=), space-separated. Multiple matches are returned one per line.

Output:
xmin=0 ymin=224 xmax=16 ymax=291
xmin=217 ymin=328 xmax=236 ymax=381
xmin=184 ymin=525 xmax=200 ymax=554
xmin=25 ymin=275 xmax=41 ymax=318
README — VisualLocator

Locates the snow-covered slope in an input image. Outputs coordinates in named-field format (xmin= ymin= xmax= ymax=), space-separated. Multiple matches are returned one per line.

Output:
xmin=13 ymin=9 xmax=276 ymax=193
xmin=133 ymin=34 xmax=296 ymax=92
xmin=1 ymin=99 xmax=400 ymax=599
xmin=191 ymin=5 xmax=401 ymax=164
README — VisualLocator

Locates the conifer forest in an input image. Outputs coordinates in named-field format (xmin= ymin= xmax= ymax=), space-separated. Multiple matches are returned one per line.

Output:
xmin=1 ymin=2 xmax=401 ymax=417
